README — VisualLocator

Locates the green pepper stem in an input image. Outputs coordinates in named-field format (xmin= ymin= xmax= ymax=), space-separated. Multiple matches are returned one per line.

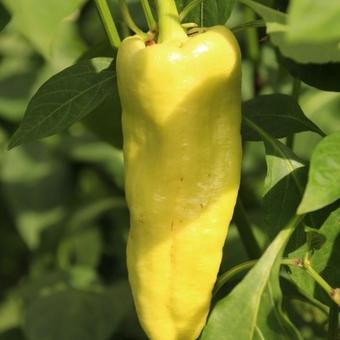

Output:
xmin=94 ymin=0 xmax=121 ymax=49
xmin=179 ymin=0 xmax=202 ymax=22
xmin=303 ymin=258 xmax=339 ymax=305
xmin=140 ymin=0 xmax=156 ymax=31
xmin=286 ymin=78 xmax=301 ymax=149
xmin=118 ymin=0 xmax=149 ymax=40
xmin=231 ymin=19 xmax=266 ymax=33
xmin=213 ymin=259 xmax=256 ymax=295
xmin=213 ymin=257 xmax=300 ymax=296
xmin=155 ymin=0 xmax=187 ymax=43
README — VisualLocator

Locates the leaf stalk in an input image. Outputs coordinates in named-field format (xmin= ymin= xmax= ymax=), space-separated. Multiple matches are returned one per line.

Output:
xmin=94 ymin=0 xmax=121 ymax=49
xmin=140 ymin=0 xmax=157 ymax=31
xmin=118 ymin=0 xmax=149 ymax=40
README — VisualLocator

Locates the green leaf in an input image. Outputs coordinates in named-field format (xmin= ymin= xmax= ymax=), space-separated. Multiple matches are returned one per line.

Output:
xmin=298 ymin=132 xmax=340 ymax=214
xmin=2 ymin=0 xmax=86 ymax=59
xmin=304 ymin=226 xmax=326 ymax=252
xmin=58 ymin=228 xmax=102 ymax=269
xmin=178 ymin=0 xmax=235 ymax=26
xmin=66 ymin=198 xmax=121 ymax=232
xmin=243 ymin=115 xmax=308 ymax=239
xmin=293 ymin=90 xmax=340 ymax=161
xmin=23 ymin=282 xmax=132 ymax=340
xmin=0 ymin=30 xmax=42 ymax=123
xmin=287 ymin=0 xmax=340 ymax=44
xmin=8 ymin=58 xmax=115 ymax=149
xmin=201 ymin=216 xmax=302 ymax=340
xmin=203 ymin=0 xmax=236 ymax=25
xmin=56 ymin=198 xmax=119 ymax=273
xmin=253 ymin=264 xmax=302 ymax=340
xmin=263 ymin=141 xmax=305 ymax=197
xmin=0 ymin=297 xmax=22 ymax=333
xmin=239 ymin=0 xmax=340 ymax=63
xmin=239 ymin=0 xmax=286 ymax=26
xmin=263 ymin=141 xmax=307 ymax=239
xmin=279 ymin=54 xmax=340 ymax=92
xmin=82 ymin=84 xmax=123 ymax=149
xmin=0 ymin=2 xmax=10 ymax=32
xmin=288 ymin=207 xmax=340 ymax=306
xmin=242 ymin=94 xmax=324 ymax=141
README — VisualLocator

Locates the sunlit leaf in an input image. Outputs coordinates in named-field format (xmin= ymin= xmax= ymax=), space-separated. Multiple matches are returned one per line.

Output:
xmin=2 ymin=0 xmax=86 ymax=59
xmin=287 ymin=0 xmax=340 ymax=44
xmin=201 ymin=216 xmax=302 ymax=340
xmin=298 ymin=132 xmax=340 ymax=214
xmin=240 ymin=0 xmax=340 ymax=63
xmin=288 ymin=207 xmax=340 ymax=306
xmin=8 ymin=58 xmax=115 ymax=149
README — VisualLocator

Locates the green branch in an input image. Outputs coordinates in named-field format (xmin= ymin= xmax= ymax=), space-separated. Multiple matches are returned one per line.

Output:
xmin=179 ymin=0 xmax=202 ymax=22
xmin=286 ymin=78 xmax=301 ymax=149
xmin=214 ymin=259 xmax=257 ymax=295
xmin=214 ymin=242 xmax=339 ymax=307
xmin=231 ymin=19 xmax=265 ymax=32
xmin=302 ymin=258 xmax=340 ymax=307
xmin=214 ymin=257 xmax=298 ymax=296
xmin=118 ymin=0 xmax=149 ymax=39
xmin=140 ymin=0 xmax=156 ymax=31
xmin=94 ymin=0 xmax=121 ymax=49
xmin=286 ymin=256 xmax=340 ymax=307
xmin=155 ymin=0 xmax=187 ymax=43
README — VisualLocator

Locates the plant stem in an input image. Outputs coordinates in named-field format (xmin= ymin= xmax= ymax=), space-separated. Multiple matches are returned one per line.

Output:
xmin=244 ymin=8 xmax=259 ymax=63
xmin=213 ymin=216 xmax=303 ymax=296
xmin=94 ymin=0 xmax=121 ymax=49
xmin=199 ymin=0 xmax=204 ymax=27
xmin=284 ymin=255 xmax=340 ymax=307
xmin=231 ymin=19 xmax=265 ymax=33
xmin=155 ymin=0 xmax=187 ymax=43
xmin=300 ymin=257 xmax=340 ymax=307
xmin=179 ymin=0 xmax=202 ymax=22
xmin=214 ymin=259 xmax=256 ymax=295
xmin=305 ymin=263 xmax=332 ymax=293
xmin=292 ymin=77 xmax=301 ymax=100
xmin=281 ymin=258 xmax=300 ymax=266
xmin=244 ymin=7 xmax=260 ymax=95
xmin=303 ymin=260 xmax=335 ymax=302
xmin=118 ymin=0 xmax=149 ymax=39
xmin=140 ymin=0 xmax=156 ymax=31
xmin=286 ymin=78 xmax=301 ymax=149
xmin=328 ymin=303 xmax=339 ymax=340
xmin=233 ymin=197 xmax=262 ymax=259
xmin=214 ymin=257 xmax=300 ymax=296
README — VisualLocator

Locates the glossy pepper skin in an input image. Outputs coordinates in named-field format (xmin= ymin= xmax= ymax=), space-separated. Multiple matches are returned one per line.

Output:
xmin=117 ymin=25 xmax=241 ymax=340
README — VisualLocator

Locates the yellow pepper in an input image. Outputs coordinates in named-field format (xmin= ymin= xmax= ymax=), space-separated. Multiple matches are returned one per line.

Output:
xmin=117 ymin=2 xmax=241 ymax=339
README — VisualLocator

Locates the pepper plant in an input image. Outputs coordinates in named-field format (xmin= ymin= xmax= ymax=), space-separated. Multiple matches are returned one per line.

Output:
xmin=0 ymin=1 xmax=339 ymax=340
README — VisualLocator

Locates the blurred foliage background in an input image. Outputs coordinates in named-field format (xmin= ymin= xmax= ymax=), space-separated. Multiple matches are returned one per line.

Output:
xmin=0 ymin=0 xmax=339 ymax=339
